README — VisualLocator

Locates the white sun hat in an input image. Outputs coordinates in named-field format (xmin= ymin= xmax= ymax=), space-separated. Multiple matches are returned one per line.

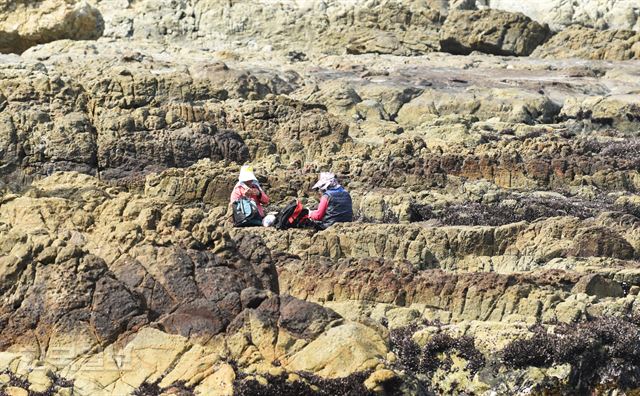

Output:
xmin=239 ymin=165 xmax=257 ymax=182
xmin=312 ymin=172 xmax=338 ymax=191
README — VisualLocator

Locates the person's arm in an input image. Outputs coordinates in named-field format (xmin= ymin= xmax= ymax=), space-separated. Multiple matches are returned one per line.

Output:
xmin=309 ymin=195 xmax=329 ymax=221
xmin=230 ymin=185 xmax=244 ymax=203
xmin=258 ymin=189 xmax=270 ymax=205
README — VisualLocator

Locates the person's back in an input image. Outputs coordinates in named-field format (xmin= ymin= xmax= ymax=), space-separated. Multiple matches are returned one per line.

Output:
xmin=321 ymin=186 xmax=353 ymax=227
xmin=309 ymin=172 xmax=353 ymax=229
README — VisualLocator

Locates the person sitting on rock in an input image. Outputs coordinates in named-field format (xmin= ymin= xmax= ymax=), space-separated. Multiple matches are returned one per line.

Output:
xmin=308 ymin=172 xmax=353 ymax=229
xmin=230 ymin=165 xmax=270 ymax=219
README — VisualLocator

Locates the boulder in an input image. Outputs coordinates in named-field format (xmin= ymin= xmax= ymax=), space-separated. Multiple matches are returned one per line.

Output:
xmin=568 ymin=227 xmax=636 ymax=260
xmin=560 ymin=94 xmax=640 ymax=133
xmin=572 ymin=274 xmax=624 ymax=299
xmin=285 ymin=322 xmax=388 ymax=378
xmin=0 ymin=0 xmax=103 ymax=54
xmin=440 ymin=9 xmax=551 ymax=56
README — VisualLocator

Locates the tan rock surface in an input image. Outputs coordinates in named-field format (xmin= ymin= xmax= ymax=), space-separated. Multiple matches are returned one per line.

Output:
xmin=440 ymin=9 xmax=551 ymax=56
xmin=533 ymin=26 xmax=640 ymax=60
xmin=481 ymin=0 xmax=640 ymax=32
xmin=285 ymin=322 xmax=388 ymax=378
xmin=0 ymin=1 xmax=103 ymax=54
xmin=1 ymin=1 xmax=640 ymax=395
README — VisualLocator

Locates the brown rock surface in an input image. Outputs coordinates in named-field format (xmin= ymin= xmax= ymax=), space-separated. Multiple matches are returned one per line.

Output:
xmin=533 ymin=26 xmax=640 ymax=60
xmin=2 ymin=1 xmax=640 ymax=395
xmin=0 ymin=0 xmax=104 ymax=54
xmin=440 ymin=9 xmax=551 ymax=56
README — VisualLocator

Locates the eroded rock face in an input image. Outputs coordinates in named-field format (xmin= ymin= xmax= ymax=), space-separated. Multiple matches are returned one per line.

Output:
xmin=533 ymin=26 xmax=640 ymax=60
xmin=96 ymin=0 xmax=445 ymax=55
xmin=0 ymin=1 xmax=104 ymax=54
xmin=0 ymin=45 xmax=307 ymax=189
xmin=0 ymin=172 xmax=389 ymax=395
xmin=92 ymin=0 xmax=640 ymax=59
xmin=478 ymin=0 xmax=640 ymax=31
xmin=2 ymin=1 xmax=640 ymax=395
xmin=0 ymin=173 xmax=274 ymax=348
xmin=440 ymin=9 xmax=551 ymax=56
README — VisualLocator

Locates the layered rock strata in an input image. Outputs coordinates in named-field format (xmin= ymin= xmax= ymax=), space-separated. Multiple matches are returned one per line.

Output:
xmin=1 ymin=0 xmax=640 ymax=395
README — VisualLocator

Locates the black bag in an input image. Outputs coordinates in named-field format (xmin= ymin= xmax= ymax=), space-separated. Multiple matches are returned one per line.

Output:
xmin=275 ymin=200 xmax=310 ymax=230
xmin=232 ymin=198 xmax=263 ymax=227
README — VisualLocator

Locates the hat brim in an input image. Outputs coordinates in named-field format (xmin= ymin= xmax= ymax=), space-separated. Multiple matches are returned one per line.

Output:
xmin=239 ymin=172 xmax=257 ymax=182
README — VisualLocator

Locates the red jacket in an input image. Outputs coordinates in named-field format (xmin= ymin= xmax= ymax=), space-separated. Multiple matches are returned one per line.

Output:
xmin=309 ymin=195 xmax=329 ymax=221
xmin=230 ymin=183 xmax=270 ymax=217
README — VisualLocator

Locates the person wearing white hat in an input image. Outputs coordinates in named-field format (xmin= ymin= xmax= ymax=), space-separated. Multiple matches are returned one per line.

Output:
xmin=308 ymin=172 xmax=353 ymax=229
xmin=230 ymin=165 xmax=270 ymax=218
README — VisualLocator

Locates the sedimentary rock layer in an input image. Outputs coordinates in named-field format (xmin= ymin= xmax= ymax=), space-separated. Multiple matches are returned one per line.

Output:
xmin=1 ymin=1 xmax=640 ymax=395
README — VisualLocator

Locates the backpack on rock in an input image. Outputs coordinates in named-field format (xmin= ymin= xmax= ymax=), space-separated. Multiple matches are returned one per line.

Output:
xmin=232 ymin=198 xmax=263 ymax=227
xmin=275 ymin=200 xmax=310 ymax=230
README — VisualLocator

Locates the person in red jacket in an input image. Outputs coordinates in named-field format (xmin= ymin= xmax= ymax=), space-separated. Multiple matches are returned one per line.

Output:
xmin=308 ymin=172 xmax=353 ymax=229
xmin=229 ymin=165 xmax=270 ymax=218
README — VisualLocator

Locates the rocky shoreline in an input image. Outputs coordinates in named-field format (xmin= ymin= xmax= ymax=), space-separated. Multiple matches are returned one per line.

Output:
xmin=1 ymin=1 xmax=640 ymax=395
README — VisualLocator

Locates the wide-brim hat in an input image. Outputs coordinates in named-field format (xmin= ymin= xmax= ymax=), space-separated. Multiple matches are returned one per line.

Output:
xmin=239 ymin=165 xmax=257 ymax=182
xmin=312 ymin=172 xmax=336 ymax=190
